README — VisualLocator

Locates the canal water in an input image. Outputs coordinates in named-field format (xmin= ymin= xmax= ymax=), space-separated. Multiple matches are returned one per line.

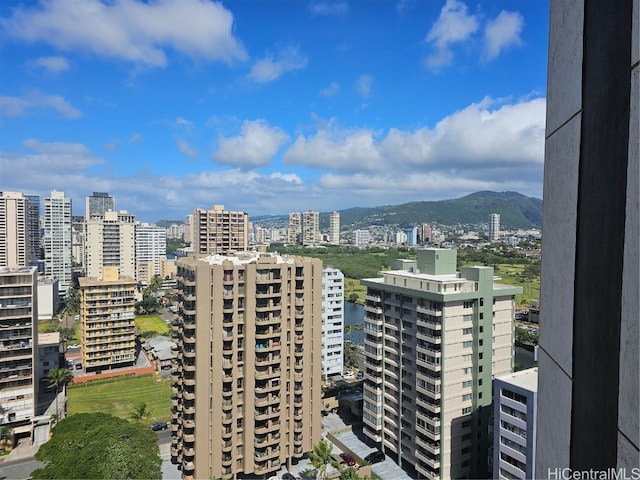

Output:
xmin=343 ymin=301 xmax=537 ymax=368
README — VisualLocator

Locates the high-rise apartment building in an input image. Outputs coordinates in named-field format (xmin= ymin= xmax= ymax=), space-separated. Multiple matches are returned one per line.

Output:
xmin=329 ymin=211 xmax=340 ymax=245
xmin=536 ymin=0 xmax=638 ymax=472
xmin=170 ymin=252 xmax=323 ymax=480
xmin=493 ymin=368 xmax=537 ymax=480
xmin=360 ymin=249 xmax=521 ymax=479
xmin=24 ymin=195 xmax=40 ymax=264
xmin=192 ymin=205 xmax=248 ymax=256
xmin=0 ymin=192 xmax=29 ymax=267
xmin=288 ymin=212 xmax=301 ymax=244
xmin=136 ymin=223 xmax=166 ymax=283
xmin=85 ymin=211 xmax=136 ymax=280
xmin=0 ymin=266 xmax=38 ymax=429
xmin=353 ymin=229 xmax=370 ymax=248
xmin=489 ymin=213 xmax=500 ymax=243
xmin=322 ymin=267 xmax=344 ymax=378
xmin=85 ymin=191 xmax=115 ymax=220
xmin=302 ymin=211 xmax=320 ymax=246
xmin=44 ymin=190 xmax=73 ymax=294
xmin=79 ymin=266 xmax=136 ymax=372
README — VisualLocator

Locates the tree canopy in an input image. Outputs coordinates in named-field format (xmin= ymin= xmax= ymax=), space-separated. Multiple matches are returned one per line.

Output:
xmin=308 ymin=439 xmax=340 ymax=480
xmin=32 ymin=413 xmax=161 ymax=480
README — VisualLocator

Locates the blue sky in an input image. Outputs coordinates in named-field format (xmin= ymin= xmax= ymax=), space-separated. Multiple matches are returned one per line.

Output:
xmin=0 ymin=0 xmax=549 ymax=222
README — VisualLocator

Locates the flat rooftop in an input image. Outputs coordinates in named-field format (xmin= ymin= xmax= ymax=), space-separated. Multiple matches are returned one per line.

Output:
xmin=496 ymin=367 xmax=538 ymax=392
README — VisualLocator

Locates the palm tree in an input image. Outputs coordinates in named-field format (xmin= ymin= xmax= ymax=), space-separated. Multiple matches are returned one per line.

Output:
xmin=308 ymin=439 xmax=340 ymax=480
xmin=47 ymin=368 xmax=74 ymax=422
xmin=344 ymin=324 xmax=352 ymax=343
xmin=129 ymin=402 xmax=148 ymax=422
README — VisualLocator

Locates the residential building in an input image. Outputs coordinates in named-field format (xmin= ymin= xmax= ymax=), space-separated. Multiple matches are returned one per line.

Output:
xmin=406 ymin=227 xmax=418 ymax=246
xmin=192 ymin=205 xmax=248 ymax=256
xmin=84 ymin=210 xmax=136 ymax=280
xmin=288 ymin=212 xmax=301 ymax=244
xmin=0 ymin=266 xmax=38 ymax=432
xmin=36 ymin=277 xmax=59 ymax=321
xmin=489 ymin=214 xmax=500 ymax=243
xmin=0 ymin=192 xmax=29 ymax=267
xmin=43 ymin=190 xmax=73 ymax=294
xmin=184 ymin=215 xmax=193 ymax=244
xmin=329 ymin=211 xmax=340 ymax=245
xmin=79 ymin=266 xmax=136 ymax=372
xmin=536 ymin=0 xmax=638 ymax=472
xmin=160 ymin=255 xmax=177 ymax=279
xmin=302 ymin=211 xmax=320 ymax=246
xmin=493 ymin=368 xmax=538 ymax=480
xmin=353 ymin=229 xmax=370 ymax=249
xmin=360 ymin=248 xmax=521 ymax=479
xmin=421 ymin=223 xmax=432 ymax=244
xmin=85 ymin=191 xmax=115 ymax=221
xmin=322 ymin=267 xmax=344 ymax=378
xmin=166 ymin=223 xmax=186 ymax=240
xmin=38 ymin=332 xmax=63 ymax=384
xmin=170 ymin=252 xmax=323 ymax=480
xmin=24 ymin=195 xmax=41 ymax=265
xmin=136 ymin=223 xmax=166 ymax=283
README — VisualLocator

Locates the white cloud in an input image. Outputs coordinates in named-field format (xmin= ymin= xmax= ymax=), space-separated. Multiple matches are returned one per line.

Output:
xmin=177 ymin=139 xmax=198 ymax=160
xmin=425 ymin=0 xmax=478 ymax=69
xmin=0 ymin=92 xmax=82 ymax=118
xmin=247 ymin=46 xmax=308 ymax=83
xmin=175 ymin=117 xmax=195 ymax=130
xmin=308 ymin=2 xmax=349 ymax=17
xmin=212 ymin=120 xmax=290 ymax=168
xmin=1 ymin=0 xmax=247 ymax=67
xmin=483 ymin=11 xmax=524 ymax=61
xmin=129 ymin=133 xmax=143 ymax=144
xmin=319 ymin=81 xmax=340 ymax=97
xmin=283 ymin=97 xmax=545 ymax=173
xmin=356 ymin=75 xmax=374 ymax=99
xmin=30 ymin=56 xmax=70 ymax=73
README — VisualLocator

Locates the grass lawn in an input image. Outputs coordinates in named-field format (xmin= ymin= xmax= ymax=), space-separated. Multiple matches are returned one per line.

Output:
xmin=67 ymin=374 xmax=172 ymax=424
xmin=344 ymin=278 xmax=367 ymax=303
xmin=493 ymin=263 xmax=540 ymax=306
xmin=135 ymin=314 xmax=170 ymax=336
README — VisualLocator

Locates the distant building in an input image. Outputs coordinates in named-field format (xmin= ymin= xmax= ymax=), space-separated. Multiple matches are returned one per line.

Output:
xmin=322 ymin=267 xmax=344 ymax=378
xmin=489 ymin=213 xmax=500 ymax=243
xmin=353 ymin=229 xmax=370 ymax=248
xmin=160 ymin=255 xmax=177 ymax=279
xmin=329 ymin=211 xmax=340 ymax=245
xmin=136 ymin=223 xmax=166 ymax=283
xmin=493 ymin=368 xmax=538 ymax=480
xmin=85 ymin=211 xmax=136 ymax=280
xmin=44 ymin=190 xmax=73 ymax=294
xmin=0 ymin=192 xmax=29 ymax=267
xmin=38 ymin=332 xmax=63 ymax=383
xmin=171 ymin=252 xmax=323 ymax=479
xmin=192 ymin=205 xmax=248 ymax=255
xmin=85 ymin=191 xmax=115 ymax=221
xmin=302 ymin=210 xmax=320 ymax=246
xmin=37 ymin=277 xmax=59 ymax=321
xmin=288 ymin=212 xmax=301 ymax=244
xmin=406 ymin=226 xmax=418 ymax=245
xmin=0 ymin=266 xmax=38 ymax=431
xmin=79 ymin=266 xmax=136 ymax=372
xmin=25 ymin=195 xmax=41 ymax=264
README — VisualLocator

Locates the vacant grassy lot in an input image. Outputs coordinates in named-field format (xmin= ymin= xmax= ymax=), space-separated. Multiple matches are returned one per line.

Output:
xmin=67 ymin=374 xmax=172 ymax=424
xmin=135 ymin=314 xmax=170 ymax=336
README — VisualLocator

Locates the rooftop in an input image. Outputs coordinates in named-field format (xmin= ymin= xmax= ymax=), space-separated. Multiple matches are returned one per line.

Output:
xmin=496 ymin=367 xmax=538 ymax=392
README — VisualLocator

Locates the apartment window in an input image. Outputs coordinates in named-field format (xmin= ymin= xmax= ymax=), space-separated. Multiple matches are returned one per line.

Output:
xmin=462 ymin=380 xmax=472 ymax=388
xmin=480 ymin=298 xmax=484 ymax=306
xmin=462 ymin=394 xmax=472 ymax=401
xmin=462 ymin=407 xmax=472 ymax=415
xmin=463 ymin=328 xmax=472 ymax=335
xmin=463 ymin=367 xmax=471 ymax=375
xmin=463 ymin=341 xmax=472 ymax=348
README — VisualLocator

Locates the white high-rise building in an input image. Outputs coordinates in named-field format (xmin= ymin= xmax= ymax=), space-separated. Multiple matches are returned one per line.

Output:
xmin=0 ymin=192 xmax=29 ymax=267
xmin=44 ymin=190 xmax=73 ymax=293
xmin=493 ymin=368 xmax=538 ymax=480
xmin=322 ymin=267 xmax=344 ymax=378
xmin=302 ymin=211 xmax=319 ymax=246
xmin=329 ymin=211 xmax=340 ymax=245
xmin=136 ymin=223 xmax=167 ymax=283
xmin=85 ymin=211 xmax=136 ymax=280
xmin=353 ymin=229 xmax=370 ymax=248
xmin=489 ymin=213 xmax=501 ymax=243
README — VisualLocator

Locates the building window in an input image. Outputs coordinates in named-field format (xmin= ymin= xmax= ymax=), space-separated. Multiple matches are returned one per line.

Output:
xmin=462 ymin=407 xmax=472 ymax=415
xmin=480 ymin=298 xmax=484 ymax=306
xmin=463 ymin=341 xmax=472 ymax=348
xmin=463 ymin=328 xmax=472 ymax=335
xmin=462 ymin=394 xmax=472 ymax=401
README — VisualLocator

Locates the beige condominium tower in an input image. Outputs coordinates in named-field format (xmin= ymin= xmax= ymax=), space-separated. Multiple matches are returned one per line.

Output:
xmin=170 ymin=252 xmax=323 ymax=480
xmin=361 ymin=248 xmax=521 ymax=479
xmin=192 ymin=205 xmax=248 ymax=256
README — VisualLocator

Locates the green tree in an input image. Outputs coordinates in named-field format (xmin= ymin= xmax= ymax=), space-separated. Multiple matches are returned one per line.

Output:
xmin=0 ymin=425 xmax=11 ymax=451
xmin=135 ymin=293 xmax=160 ymax=315
xmin=46 ymin=368 xmax=74 ymax=422
xmin=64 ymin=286 xmax=80 ymax=314
xmin=33 ymin=413 xmax=161 ymax=480
xmin=341 ymin=467 xmax=364 ymax=480
xmin=308 ymin=439 xmax=340 ymax=480
xmin=129 ymin=402 xmax=149 ymax=422
xmin=344 ymin=324 xmax=352 ymax=343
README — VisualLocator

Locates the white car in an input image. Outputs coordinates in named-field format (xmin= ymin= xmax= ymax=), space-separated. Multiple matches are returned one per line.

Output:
xmin=343 ymin=371 xmax=355 ymax=379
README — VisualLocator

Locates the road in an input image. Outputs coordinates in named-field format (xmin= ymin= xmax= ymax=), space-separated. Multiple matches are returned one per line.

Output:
xmin=156 ymin=428 xmax=181 ymax=480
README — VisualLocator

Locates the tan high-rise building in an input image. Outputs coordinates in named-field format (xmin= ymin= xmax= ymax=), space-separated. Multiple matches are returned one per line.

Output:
xmin=170 ymin=252 xmax=323 ymax=480
xmin=0 ymin=192 xmax=29 ymax=267
xmin=192 ymin=205 xmax=248 ymax=256
xmin=329 ymin=211 xmax=340 ymax=245
xmin=288 ymin=212 xmax=301 ymax=244
xmin=361 ymin=249 xmax=521 ymax=479
xmin=79 ymin=266 xmax=136 ymax=372
xmin=0 ymin=266 xmax=38 ymax=430
xmin=302 ymin=210 xmax=319 ymax=246
xmin=84 ymin=211 xmax=136 ymax=280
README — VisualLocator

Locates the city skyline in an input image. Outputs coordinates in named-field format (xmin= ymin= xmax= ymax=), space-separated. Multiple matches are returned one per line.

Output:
xmin=1 ymin=0 xmax=549 ymax=222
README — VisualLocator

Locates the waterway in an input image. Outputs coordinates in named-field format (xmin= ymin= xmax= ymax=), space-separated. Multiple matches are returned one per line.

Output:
xmin=343 ymin=301 xmax=537 ymax=368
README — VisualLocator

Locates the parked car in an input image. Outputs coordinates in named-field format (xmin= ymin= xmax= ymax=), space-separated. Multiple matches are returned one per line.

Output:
xmin=356 ymin=371 xmax=363 ymax=379
xmin=281 ymin=473 xmax=297 ymax=480
xmin=343 ymin=371 xmax=355 ymax=380
xmin=150 ymin=422 xmax=168 ymax=431
xmin=339 ymin=453 xmax=356 ymax=467
xmin=364 ymin=451 xmax=385 ymax=464
xmin=75 ymin=363 xmax=83 ymax=370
